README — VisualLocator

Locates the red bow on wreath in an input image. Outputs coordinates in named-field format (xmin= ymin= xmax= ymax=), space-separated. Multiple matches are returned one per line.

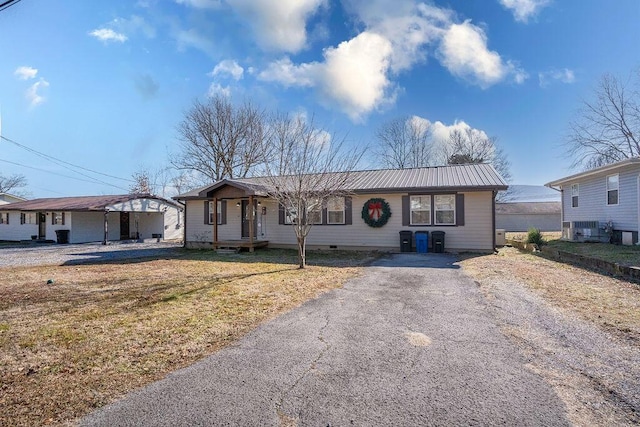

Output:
xmin=368 ymin=201 xmax=382 ymax=220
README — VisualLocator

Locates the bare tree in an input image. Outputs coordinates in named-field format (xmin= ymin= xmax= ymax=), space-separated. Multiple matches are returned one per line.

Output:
xmin=0 ymin=173 xmax=28 ymax=197
xmin=129 ymin=170 xmax=153 ymax=194
xmin=374 ymin=116 xmax=432 ymax=168
xmin=567 ymin=71 xmax=640 ymax=170
xmin=172 ymin=96 xmax=266 ymax=183
xmin=440 ymin=128 xmax=512 ymax=182
xmin=261 ymin=114 xmax=362 ymax=268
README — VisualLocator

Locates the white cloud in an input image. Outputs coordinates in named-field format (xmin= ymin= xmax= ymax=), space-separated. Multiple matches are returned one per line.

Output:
xmin=210 ymin=60 xmax=244 ymax=81
xmin=438 ymin=20 xmax=526 ymax=88
xmin=175 ymin=0 xmax=221 ymax=9
xmin=26 ymin=78 xmax=49 ymax=107
xmin=499 ymin=0 xmax=550 ymax=23
xmin=208 ymin=83 xmax=231 ymax=97
xmin=14 ymin=66 xmax=38 ymax=80
xmin=175 ymin=28 xmax=214 ymax=54
xmin=260 ymin=31 xmax=394 ymax=122
xmin=89 ymin=28 xmax=128 ymax=43
xmin=226 ymin=0 xmax=326 ymax=53
xmin=538 ymin=68 xmax=575 ymax=87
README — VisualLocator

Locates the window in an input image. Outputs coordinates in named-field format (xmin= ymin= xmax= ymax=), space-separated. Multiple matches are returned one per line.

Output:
xmin=284 ymin=206 xmax=297 ymax=224
xmin=327 ymin=197 xmax=345 ymax=224
xmin=410 ymin=196 xmax=431 ymax=225
xmin=307 ymin=198 xmax=322 ymax=224
xmin=20 ymin=212 xmax=36 ymax=224
xmin=607 ymin=174 xmax=619 ymax=205
xmin=0 ymin=213 xmax=8 ymax=224
xmin=434 ymin=194 xmax=456 ymax=225
xmin=571 ymin=184 xmax=579 ymax=208
xmin=208 ymin=201 xmax=223 ymax=224
xmin=52 ymin=212 xmax=64 ymax=225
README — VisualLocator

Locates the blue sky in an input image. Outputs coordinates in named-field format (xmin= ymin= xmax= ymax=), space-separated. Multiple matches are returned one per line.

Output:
xmin=0 ymin=0 xmax=638 ymax=198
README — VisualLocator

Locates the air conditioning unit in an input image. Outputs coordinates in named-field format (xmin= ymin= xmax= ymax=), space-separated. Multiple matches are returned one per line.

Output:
xmin=562 ymin=221 xmax=607 ymax=242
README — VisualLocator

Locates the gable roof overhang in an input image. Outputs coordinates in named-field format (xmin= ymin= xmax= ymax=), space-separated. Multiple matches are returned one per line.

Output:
xmin=175 ymin=179 xmax=271 ymax=201
xmin=545 ymin=157 xmax=640 ymax=188
xmin=0 ymin=194 xmax=183 ymax=212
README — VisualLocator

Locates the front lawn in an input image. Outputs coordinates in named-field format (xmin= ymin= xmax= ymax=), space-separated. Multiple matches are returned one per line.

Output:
xmin=0 ymin=249 xmax=374 ymax=426
xmin=545 ymin=240 xmax=640 ymax=267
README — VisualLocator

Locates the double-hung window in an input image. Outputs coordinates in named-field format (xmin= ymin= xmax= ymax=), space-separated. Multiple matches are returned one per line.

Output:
xmin=410 ymin=196 xmax=431 ymax=225
xmin=606 ymin=174 xmax=619 ymax=205
xmin=0 ymin=213 xmax=8 ymax=224
xmin=20 ymin=212 xmax=36 ymax=224
xmin=52 ymin=212 xmax=64 ymax=225
xmin=307 ymin=198 xmax=322 ymax=225
xmin=571 ymin=184 xmax=579 ymax=208
xmin=208 ymin=201 xmax=223 ymax=224
xmin=434 ymin=195 xmax=455 ymax=225
xmin=327 ymin=197 xmax=345 ymax=224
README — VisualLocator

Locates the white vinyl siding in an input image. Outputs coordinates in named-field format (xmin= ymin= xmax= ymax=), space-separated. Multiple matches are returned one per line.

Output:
xmin=561 ymin=165 xmax=639 ymax=231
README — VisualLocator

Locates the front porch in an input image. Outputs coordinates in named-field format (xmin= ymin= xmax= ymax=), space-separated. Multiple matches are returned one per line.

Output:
xmin=213 ymin=239 xmax=269 ymax=253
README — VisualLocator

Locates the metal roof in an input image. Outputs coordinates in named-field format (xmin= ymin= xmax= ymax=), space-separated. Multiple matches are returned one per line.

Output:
xmin=0 ymin=194 xmax=182 ymax=212
xmin=496 ymin=202 xmax=561 ymax=215
xmin=176 ymin=164 xmax=508 ymax=200
xmin=546 ymin=157 xmax=640 ymax=187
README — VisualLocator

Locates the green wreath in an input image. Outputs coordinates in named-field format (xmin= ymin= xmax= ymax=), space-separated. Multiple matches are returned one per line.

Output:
xmin=362 ymin=198 xmax=392 ymax=228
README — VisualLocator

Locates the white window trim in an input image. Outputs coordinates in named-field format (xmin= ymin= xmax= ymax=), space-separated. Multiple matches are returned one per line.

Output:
xmin=606 ymin=174 xmax=619 ymax=206
xmin=434 ymin=194 xmax=456 ymax=226
xmin=327 ymin=196 xmax=345 ymax=225
xmin=571 ymin=183 xmax=579 ymax=208
xmin=410 ymin=195 xmax=431 ymax=226
xmin=208 ymin=201 xmax=223 ymax=225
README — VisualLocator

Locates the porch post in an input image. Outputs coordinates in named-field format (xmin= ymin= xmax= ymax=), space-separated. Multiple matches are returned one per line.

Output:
xmin=103 ymin=210 xmax=109 ymax=245
xmin=213 ymin=197 xmax=218 ymax=249
xmin=249 ymin=195 xmax=254 ymax=252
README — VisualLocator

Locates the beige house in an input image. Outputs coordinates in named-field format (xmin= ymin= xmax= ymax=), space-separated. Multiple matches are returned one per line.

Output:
xmin=175 ymin=164 xmax=508 ymax=253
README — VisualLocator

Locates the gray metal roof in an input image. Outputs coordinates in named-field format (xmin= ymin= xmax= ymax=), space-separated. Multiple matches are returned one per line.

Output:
xmin=176 ymin=164 xmax=508 ymax=200
xmin=546 ymin=157 xmax=640 ymax=187
xmin=496 ymin=201 xmax=561 ymax=215
xmin=0 ymin=194 xmax=182 ymax=212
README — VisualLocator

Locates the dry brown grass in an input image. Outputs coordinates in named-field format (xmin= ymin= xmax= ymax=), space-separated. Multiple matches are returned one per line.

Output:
xmin=460 ymin=247 xmax=640 ymax=342
xmin=0 ymin=249 xmax=372 ymax=426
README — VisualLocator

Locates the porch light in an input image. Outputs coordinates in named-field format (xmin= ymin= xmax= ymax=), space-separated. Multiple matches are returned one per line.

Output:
xmin=236 ymin=202 xmax=241 ymax=207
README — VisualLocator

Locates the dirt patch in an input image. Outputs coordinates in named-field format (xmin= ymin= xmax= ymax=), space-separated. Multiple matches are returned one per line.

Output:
xmin=0 ymin=250 xmax=373 ymax=426
xmin=459 ymin=247 xmax=640 ymax=426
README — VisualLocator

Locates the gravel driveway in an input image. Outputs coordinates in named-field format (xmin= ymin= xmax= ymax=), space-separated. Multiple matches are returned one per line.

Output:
xmin=0 ymin=241 xmax=183 ymax=267
xmin=81 ymin=253 xmax=569 ymax=426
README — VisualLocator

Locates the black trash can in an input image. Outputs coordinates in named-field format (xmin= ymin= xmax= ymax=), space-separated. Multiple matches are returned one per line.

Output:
xmin=415 ymin=231 xmax=429 ymax=253
xmin=431 ymin=231 xmax=445 ymax=253
xmin=55 ymin=229 xmax=70 ymax=244
xmin=399 ymin=230 xmax=413 ymax=252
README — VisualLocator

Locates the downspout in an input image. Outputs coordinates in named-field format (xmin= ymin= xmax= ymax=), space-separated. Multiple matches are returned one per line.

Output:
xmin=492 ymin=191 xmax=497 ymax=252
xmin=182 ymin=202 xmax=187 ymax=248
xmin=103 ymin=209 xmax=109 ymax=245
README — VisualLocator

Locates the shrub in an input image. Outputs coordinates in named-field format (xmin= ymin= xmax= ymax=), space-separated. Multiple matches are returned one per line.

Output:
xmin=526 ymin=228 xmax=545 ymax=246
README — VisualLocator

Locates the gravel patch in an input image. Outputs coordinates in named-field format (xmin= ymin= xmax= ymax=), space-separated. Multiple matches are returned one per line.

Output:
xmin=0 ymin=241 xmax=184 ymax=268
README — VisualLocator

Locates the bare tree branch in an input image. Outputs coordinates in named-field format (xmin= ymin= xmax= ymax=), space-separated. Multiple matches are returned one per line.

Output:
xmin=0 ymin=173 xmax=28 ymax=197
xmin=566 ymin=70 xmax=640 ymax=169
xmin=374 ymin=116 xmax=433 ymax=168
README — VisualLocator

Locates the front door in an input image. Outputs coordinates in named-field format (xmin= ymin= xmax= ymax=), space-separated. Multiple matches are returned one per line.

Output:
xmin=241 ymin=200 xmax=257 ymax=238
xmin=120 ymin=212 xmax=130 ymax=240
xmin=38 ymin=212 xmax=46 ymax=239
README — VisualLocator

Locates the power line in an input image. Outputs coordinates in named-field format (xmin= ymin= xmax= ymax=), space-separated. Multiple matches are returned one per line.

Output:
xmin=0 ymin=158 xmax=130 ymax=191
xmin=0 ymin=0 xmax=23 ymax=12
xmin=0 ymin=135 xmax=135 ymax=183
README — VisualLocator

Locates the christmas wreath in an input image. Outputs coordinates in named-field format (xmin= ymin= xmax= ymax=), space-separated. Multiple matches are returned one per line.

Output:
xmin=361 ymin=198 xmax=392 ymax=228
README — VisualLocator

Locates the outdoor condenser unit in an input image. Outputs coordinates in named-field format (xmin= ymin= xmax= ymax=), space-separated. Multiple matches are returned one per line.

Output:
xmin=562 ymin=220 xmax=605 ymax=242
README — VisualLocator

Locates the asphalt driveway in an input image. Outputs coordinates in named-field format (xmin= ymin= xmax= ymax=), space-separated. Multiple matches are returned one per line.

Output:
xmin=81 ymin=253 xmax=569 ymax=426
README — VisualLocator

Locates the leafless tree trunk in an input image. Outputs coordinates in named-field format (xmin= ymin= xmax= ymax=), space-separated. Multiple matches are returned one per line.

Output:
xmin=374 ymin=116 xmax=433 ymax=168
xmin=261 ymin=114 xmax=362 ymax=268
xmin=566 ymin=71 xmax=640 ymax=170
xmin=0 ymin=173 xmax=28 ymax=197
xmin=172 ymin=96 xmax=267 ymax=183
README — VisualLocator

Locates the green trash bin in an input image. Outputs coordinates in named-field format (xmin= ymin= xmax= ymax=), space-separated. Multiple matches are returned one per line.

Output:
xmin=431 ymin=231 xmax=445 ymax=253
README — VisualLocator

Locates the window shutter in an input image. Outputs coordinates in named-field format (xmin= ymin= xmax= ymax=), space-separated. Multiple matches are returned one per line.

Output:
xmin=321 ymin=207 xmax=327 ymax=225
xmin=62 ymin=212 xmax=65 ymax=225
xmin=204 ymin=200 xmax=210 ymax=224
xmin=279 ymin=203 xmax=285 ymax=225
xmin=52 ymin=213 xmax=55 ymax=225
xmin=455 ymin=194 xmax=465 ymax=226
xmin=402 ymin=196 xmax=410 ymax=226
xmin=5 ymin=213 xmax=8 ymax=225
xmin=21 ymin=213 xmax=25 ymax=225
xmin=220 ymin=200 xmax=227 ymax=225
xmin=344 ymin=196 xmax=352 ymax=225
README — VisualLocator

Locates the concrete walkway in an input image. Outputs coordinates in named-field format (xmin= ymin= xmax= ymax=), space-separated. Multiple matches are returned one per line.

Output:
xmin=81 ymin=253 xmax=569 ymax=426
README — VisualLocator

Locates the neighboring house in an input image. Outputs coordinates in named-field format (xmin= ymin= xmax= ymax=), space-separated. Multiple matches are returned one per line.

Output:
xmin=0 ymin=194 xmax=183 ymax=244
xmin=0 ymin=193 xmax=26 ymax=205
xmin=546 ymin=157 xmax=640 ymax=245
xmin=175 ymin=164 xmax=508 ymax=253
xmin=496 ymin=185 xmax=561 ymax=232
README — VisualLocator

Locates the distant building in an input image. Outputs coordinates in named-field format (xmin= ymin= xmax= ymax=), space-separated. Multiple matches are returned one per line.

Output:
xmin=0 ymin=193 xmax=26 ymax=205
xmin=496 ymin=185 xmax=561 ymax=232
